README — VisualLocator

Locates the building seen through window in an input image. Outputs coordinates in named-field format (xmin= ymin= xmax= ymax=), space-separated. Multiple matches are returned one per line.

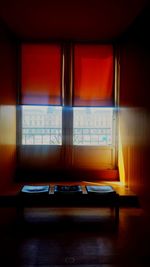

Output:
xmin=73 ymin=108 xmax=113 ymax=146
xmin=22 ymin=106 xmax=113 ymax=146
xmin=22 ymin=106 xmax=62 ymax=145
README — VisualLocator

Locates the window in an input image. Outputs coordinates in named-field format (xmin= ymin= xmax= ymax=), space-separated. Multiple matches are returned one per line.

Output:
xmin=22 ymin=106 xmax=62 ymax=145
xmin=73 ymin=107 xmax=113 ymax=146
xmin=18 ymin=43 xmax=118 ymax=179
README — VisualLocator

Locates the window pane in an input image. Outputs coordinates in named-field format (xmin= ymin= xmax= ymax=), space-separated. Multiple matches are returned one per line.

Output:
xmin=73 ymin=108 xmax=113 ymax=146
xmin=22 ymin=106 xmax=62 ymax=145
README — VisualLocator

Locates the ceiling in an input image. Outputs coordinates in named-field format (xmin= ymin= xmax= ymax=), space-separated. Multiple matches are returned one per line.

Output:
xmin=0 ymin=0 xmax=148 ymax=41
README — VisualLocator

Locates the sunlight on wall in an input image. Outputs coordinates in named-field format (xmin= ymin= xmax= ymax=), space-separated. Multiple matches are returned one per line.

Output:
xmin=0 ymin=105 xmax=16 ymax=190
xmin=0 ymin=105 xmax=16 ymax=145
xmin=118 ymin=124 xmax=125 ymax=185
xmin=118 ymin=107 xmax=150 ymax=188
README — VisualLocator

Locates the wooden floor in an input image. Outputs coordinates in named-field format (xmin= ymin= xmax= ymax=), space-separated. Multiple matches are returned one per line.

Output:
xmin=0 ymin=206 xmax=150 ymax=266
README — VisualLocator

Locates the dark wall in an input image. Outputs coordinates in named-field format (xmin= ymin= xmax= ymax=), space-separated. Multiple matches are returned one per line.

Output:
xmin=119 ymin=5 xmax=150 ymax=212
xmin=0 ymin=20 xmax=17 ymax=191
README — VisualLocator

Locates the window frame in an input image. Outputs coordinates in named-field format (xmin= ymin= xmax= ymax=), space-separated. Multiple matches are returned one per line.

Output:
xmin=17 ymin=42 xmax=119 ymax=175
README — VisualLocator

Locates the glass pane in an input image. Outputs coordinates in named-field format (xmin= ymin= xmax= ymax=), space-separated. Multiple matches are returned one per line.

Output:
xmin=22 ymin=106 xmax=62 ymax=145
xmin=73 ymin=107 xmax=113 ymax=146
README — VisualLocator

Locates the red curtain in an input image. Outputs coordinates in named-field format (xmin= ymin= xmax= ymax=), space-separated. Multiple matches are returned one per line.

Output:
xmin=21 ymin=44 xmax=61 ymax=105
xmin=73 ymin=45 xmax=114 ymax=106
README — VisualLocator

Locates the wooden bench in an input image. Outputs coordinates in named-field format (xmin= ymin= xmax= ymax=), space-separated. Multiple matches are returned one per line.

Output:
xmin=0 ymin=184 xmax=120 ymax=226
xmin=16 ymin=185 xmax=120 ymax=225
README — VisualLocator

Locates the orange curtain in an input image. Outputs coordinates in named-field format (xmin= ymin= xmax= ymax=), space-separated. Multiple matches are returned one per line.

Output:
xmin=21 ymin=44 xmax=61 ymax=105
xmin=73 ymin=45 xmax=114 ymax=106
